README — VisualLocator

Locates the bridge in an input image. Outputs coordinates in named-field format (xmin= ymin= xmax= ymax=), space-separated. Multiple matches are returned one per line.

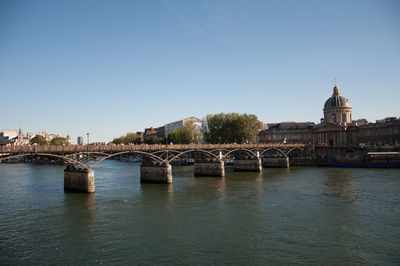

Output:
xmin=0 ymin=143 xmax=308 ymax=193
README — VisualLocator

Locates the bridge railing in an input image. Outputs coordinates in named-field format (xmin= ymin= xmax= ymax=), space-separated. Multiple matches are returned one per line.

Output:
xmin=0 ymin=143 xmax=306 ymax=154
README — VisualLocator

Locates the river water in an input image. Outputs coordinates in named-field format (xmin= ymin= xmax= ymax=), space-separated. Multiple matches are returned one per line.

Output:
xmin=0 ymin=161 xmax=399 ymax=265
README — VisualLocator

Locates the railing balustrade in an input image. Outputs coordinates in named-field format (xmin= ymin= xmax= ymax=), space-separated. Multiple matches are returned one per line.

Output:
xmin=0 ymin=143 xmax=305 ymax=154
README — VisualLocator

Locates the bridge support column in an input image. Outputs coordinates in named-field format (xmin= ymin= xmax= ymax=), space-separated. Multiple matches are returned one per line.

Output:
xmin=233 ymin=159 xmax=262 ymax=172
xmin=262 ymin=157 xmax=289 ymax=168
xmin=140 ymin=164 xmax=172 ymax=183
xmin=64 ymin=168 xmax=95 ymax=193
xmin=194 ymin=160 xmax=225 ymax=177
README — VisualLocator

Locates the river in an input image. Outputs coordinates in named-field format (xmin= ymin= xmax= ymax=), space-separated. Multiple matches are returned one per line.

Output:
xmin=0 ymin=161 xmax=399 ymax=265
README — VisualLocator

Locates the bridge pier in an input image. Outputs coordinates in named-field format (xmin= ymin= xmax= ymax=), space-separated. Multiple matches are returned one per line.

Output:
xmin=194 ymin=160 xmax=225 ymax=177
xmin=262 ymin=157 xmax=290 ymax=168
xmin=64 ymin=168 xmax=95 ymax=193
xmin=140 ymin=164 xmax=172 ymax=183
xmin=233 ymin=159 xmax=262 ymax=172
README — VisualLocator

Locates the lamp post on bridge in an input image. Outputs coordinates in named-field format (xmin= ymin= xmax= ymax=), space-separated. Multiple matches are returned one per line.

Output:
xmin=166 ymin=133 xmax=168 ymax=161
xmin=87 ymin=133 xmax=89 ymax=152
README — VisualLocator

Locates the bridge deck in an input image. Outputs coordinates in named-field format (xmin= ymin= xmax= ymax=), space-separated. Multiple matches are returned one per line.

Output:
xmin=0 ymin=143 xmax=305 ymax=155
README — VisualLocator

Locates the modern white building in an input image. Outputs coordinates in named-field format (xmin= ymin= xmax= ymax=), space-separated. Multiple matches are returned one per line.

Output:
xmin=164 ymin=116 xmax=202 ymax=137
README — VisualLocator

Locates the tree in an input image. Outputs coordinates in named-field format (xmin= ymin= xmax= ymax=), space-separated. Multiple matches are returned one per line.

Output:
xmin=144 ymin=136 xmax=164 ymax=144
xmin=112 ymin=132 xmax=141 ymax=145
xmin=124 ymin=133 xmax=141 ymax=144
xmin=201 ymin=113 xmax=261 ymax=144
xmin=50 ymin=137 xmax=69 ymax=145
xmin=30 ymin=135 xmax=48 ymax=146
xmin=201 ymin=113 xmax=224 ymax=144
xmin=167 ymin=121 xmax=202 ymax=144
xmin=112 ymin=136 xmax=125 ymax=145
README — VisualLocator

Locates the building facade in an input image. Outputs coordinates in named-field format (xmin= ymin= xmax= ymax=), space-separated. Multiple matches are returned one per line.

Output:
xmin=259 ymin=84 xmax=400 ymax=149
xmin=164 ymin=117 xmax=202 ymax=137
xmin=0 ymin=130 xmax=18 ymax=146
xmin=77 ymin=136 xmax=84 ymax=145
xmin=323 ymin=85 xmax=352 ymax=125
xmin=258 ymin=122 xmax=315 ymax=144
xmin=357 ymin=117 xmax=400 ymax=147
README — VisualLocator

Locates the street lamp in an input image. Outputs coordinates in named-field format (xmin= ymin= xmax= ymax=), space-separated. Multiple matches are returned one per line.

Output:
xmin=166 ymin=133 xmax=168 ymax=161
xmin=87 ymin=133 xmax=89 ymax=152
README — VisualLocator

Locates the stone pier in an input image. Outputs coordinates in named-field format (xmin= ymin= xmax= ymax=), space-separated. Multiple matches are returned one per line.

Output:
xmin=64 ymin=168 xmax=95 ymax=193
xmin=262 ymin=157 xmax=290 ymax=168
xmin=140 ymin=164 xmax=172 ymax=183
xmin=194 ymin=160 xmax=225 ymax=177
xmin=233 ymin=159 xmax=262 ymax=172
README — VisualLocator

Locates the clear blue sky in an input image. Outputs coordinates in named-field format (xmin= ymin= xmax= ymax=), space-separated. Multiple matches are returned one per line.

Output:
xmin=1 ymin=0 xmax=399 ymax=143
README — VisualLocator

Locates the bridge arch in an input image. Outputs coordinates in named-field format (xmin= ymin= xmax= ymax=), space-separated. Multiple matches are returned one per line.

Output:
xmin=286 ymin=147 xmax=316 ymax=159
xmin=209 ymin=149 xmax=231 ymax=155
xmin=0 ymin=153 xmax=88 ymax=169
xmin=286 ymin=147 xmax=304 ymax=156
xmin=223 ymin=148 xmax=258 ymax=159
xmin=0 ymin=151 xmax=167 ymax=169
xmin=259 ymin=148 xmax=287 ymax=158
xmin=168 ymin=149 xmax=220 ymax=163
xmin=151 ymin=150 xmax=182 ymax=157
xmin=90 ymin=151 xmax=167 ymax=167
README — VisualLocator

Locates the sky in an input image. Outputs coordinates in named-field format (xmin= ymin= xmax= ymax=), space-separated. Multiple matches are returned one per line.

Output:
xmin=1 ymin=0 xmax=399 ymax=143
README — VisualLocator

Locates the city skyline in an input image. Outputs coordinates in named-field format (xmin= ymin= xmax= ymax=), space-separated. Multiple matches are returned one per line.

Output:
xmin=1 ymin=0 xmax=399 ymax=142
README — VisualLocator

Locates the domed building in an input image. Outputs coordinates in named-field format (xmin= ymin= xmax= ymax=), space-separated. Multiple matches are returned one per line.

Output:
xmin=259 ymin=83 xmax=399 ymax=149
xmin=323 ymin=85 xmax=352 ymax=125
xmin=312 ymin=84 xmax=355 ymax=146
xmin=315 ymin=84 xmax=399 ymax=148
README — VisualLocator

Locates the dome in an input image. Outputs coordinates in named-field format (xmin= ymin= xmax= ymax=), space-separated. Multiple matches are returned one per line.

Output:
xmin=323 ymin=85 xmax=351 ymax=109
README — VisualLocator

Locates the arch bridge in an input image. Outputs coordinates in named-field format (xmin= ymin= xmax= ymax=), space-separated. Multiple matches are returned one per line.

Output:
xmin=0 ymin=143 xmax=309 ymax=193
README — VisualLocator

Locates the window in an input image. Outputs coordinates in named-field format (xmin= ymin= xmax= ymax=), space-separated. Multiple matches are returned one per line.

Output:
xmin=331 ymin=114 xmax=336 ymax=123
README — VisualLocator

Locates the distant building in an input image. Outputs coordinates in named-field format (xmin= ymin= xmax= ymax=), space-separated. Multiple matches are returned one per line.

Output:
xmin=259 ymin=84 xmax=400 ymax=149
xmin=33 ymin=131 xmax=59 ymax=142
xmin=258 ymin=122 xmax=315 ymax=144
xmin=0 ymin=130 xmax=18 ymax=146
xmin=0 ymin=130 xmax=18 ymax=139
xmin=143 ymin=127 xmax=158 ymax=139
xmin=140 ymin=117 xmax=203 ymax=141
xmin=352 ymin=119 xmax=368 ymax=126
xmin=26 ymin=132 xmax=34 ymax=139
xmin=77 ymin=136 xmax=84 ymax=145
xmin=155 ymin=126 xmax=166 ymax=139
xmin=322 ymin=84 xmax=352 ymax=125
xmin=1 ymin=129 xmax=71 ymax=146
xmin=164 ymin=116 xmax=202 ymax=137
xmin=0 ymin=129 xmax=30 ymax=146
xmin=142 ymin=126 xmax=165 ymax=139
xmin=356 ymin=117 xmax=400 ymax=147
xmin=311 ymin=84 xmax=399 ymax=147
